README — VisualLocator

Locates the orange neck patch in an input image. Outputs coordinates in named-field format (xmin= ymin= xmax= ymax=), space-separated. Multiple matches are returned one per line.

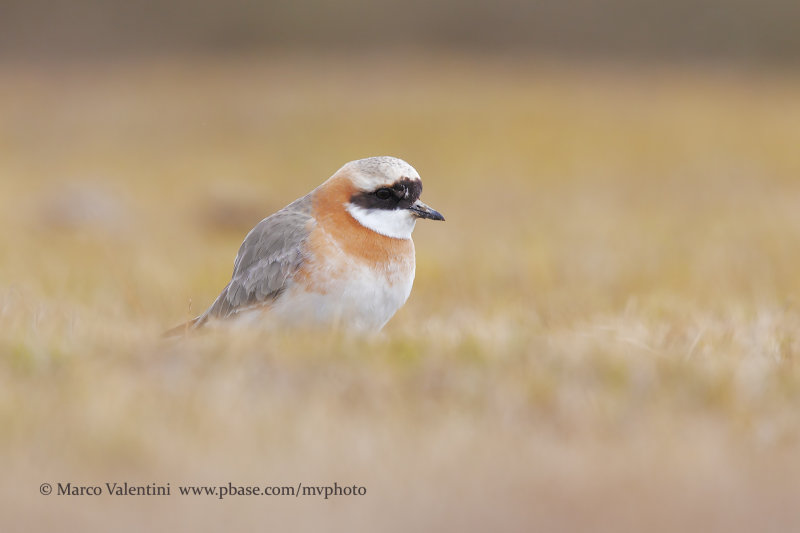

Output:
xmin=312 ymin=174 xmax=415 ymax=266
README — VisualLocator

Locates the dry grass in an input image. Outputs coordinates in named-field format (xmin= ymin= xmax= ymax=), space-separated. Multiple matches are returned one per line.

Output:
xmin=2 ymin=54 xmax=800 ymax=531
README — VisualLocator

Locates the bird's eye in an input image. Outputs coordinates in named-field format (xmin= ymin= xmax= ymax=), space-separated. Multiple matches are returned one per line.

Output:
xmin=375 ymin=188 xmax=392 ymax=200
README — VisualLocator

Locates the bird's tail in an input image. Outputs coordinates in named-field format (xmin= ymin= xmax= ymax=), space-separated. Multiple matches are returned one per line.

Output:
xmin=162 ymin=316 xmax=205 ymax=339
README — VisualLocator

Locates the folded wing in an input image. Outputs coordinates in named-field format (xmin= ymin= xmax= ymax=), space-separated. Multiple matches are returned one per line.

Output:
xmin=198 ymin=194 xmax=315 ymax=324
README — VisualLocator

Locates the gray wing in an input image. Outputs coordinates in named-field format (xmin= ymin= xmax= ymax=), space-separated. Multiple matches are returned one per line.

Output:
xmin=198 ymin=193 xmax=314 ymax=323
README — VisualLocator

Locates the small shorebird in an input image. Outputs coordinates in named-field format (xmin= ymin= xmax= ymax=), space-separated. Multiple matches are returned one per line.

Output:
xmin=168 ymin=156 xmax=444 ymax=335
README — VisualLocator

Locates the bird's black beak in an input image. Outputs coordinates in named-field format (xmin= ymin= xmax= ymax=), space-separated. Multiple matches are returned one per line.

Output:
xmin=408 ymin=200 xmax=445 ymax=221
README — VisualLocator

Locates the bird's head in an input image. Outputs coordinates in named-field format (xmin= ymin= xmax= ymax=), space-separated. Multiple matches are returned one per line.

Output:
xmin=337 ymin=156 xmax=444 ymax=239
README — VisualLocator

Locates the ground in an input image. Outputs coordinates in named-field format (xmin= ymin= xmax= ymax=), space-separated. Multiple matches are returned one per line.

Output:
xmin=1 ymin=54 xmax=800 ymax=531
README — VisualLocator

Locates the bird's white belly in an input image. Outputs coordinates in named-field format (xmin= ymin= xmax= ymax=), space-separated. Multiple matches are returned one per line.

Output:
xmin=236 ymin=261 xmax=415 ymax=332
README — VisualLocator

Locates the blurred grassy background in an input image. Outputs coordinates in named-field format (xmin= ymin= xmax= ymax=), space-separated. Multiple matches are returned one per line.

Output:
xmin=2 ymin=2 xmax=800 ymax=531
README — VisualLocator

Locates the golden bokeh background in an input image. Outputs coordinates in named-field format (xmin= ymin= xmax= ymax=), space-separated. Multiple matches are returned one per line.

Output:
xmin=2 ymin=2 xmax=800 ymax=531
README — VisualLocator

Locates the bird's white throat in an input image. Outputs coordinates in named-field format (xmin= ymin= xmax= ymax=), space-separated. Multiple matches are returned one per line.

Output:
xmin=346 ymin=204 xmax=417 ymax=239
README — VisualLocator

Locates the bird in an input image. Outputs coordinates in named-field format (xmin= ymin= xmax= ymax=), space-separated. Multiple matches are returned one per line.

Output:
xmin=167 ymin=156 xmax=444 ymax=336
